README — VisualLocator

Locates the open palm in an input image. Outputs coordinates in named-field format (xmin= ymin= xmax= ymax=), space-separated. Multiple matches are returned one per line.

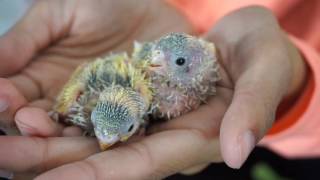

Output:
xmin=0 ymin=0 xmax=191 ymax=134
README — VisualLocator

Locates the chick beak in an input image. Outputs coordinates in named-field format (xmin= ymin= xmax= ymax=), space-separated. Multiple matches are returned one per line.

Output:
xmin=150 ymin=50 xmax=165 ymax=69
xmin=99 ymin=142 xmax=114 ymax=151
xmin=120 ymin=135 xmax=130 ymax=142
xmin=97 ymin=136 xmax=119 ymax=151
xmin=150 ymin=63 xmax=162 ymax=68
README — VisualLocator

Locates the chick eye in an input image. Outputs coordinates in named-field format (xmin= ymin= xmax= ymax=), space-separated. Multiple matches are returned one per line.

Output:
xmin=175 ymin=57 xmax=186 ymax=66
xmin=127 ymin=124 xmax=134 ymax=132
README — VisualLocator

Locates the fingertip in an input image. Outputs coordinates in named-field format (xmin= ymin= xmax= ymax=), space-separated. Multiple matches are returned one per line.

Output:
xmin=219 ymin=91 xmax=276 ymax=169
xmin=0 ymin=169 xmax=13 ymax=179
xmin=15 ymin=107 xmax=63 ymax=137
xmin=220 ymin=126 xmax=256 ymax=169
xmin=0 ymin=99 xmax=9 ymax=113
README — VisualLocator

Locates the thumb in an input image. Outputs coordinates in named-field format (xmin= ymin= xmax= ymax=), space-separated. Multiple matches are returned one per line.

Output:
xmin=220 ymin=59 xmax=290 ymax=169
xmin=0 ymin=1 xmax=70 ymax=76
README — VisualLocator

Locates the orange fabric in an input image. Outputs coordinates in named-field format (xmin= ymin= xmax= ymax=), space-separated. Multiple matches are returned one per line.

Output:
xmin=268 ymin=67 xmax=314 ymax=135
xmin=168 ymin=0 xmax=320 ymax=158
xmin=261 ymin=36 xmax=320 ymax=158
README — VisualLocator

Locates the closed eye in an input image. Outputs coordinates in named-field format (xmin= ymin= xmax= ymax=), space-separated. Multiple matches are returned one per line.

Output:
xmin=127 ymin=124 xmax=134 ymax=132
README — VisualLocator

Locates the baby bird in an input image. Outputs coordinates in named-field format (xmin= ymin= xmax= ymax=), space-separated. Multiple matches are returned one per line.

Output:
xmin=52 ymin=33 xmax=220 ymax=150
xmin=133 ymin=33 xmax=220 ymax=119
xmin=52 ymin=54 xmax=152 ymax=150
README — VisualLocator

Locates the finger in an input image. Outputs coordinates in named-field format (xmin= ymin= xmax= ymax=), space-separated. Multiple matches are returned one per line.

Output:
xmin=220 ymin=61 xmax=290 ymax=169
xmin=15 ymin=107 xmax=63 ymax=136
xmin=11 ymin=172 xmax=36 ymax=180
xmin=28 ymin=99 xmax=54 ymax=111
xmin=0 ymin=1 xmax=69 ymax=76
xmin=8 ymin=74 xmax=43 ymax=102
xmin=36 ymin=130 xmax=222 ymax=180
xmin=0 ymin=78 xmax=27 ymax=127
xmin=0 ymin=136 xmax=99 ymax=173
xmin=62 ymin=126 xmax=83 ymax=137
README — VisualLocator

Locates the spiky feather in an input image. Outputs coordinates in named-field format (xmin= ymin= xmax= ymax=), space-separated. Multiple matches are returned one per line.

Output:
xmin=52 ymin=53 xmax=153 ymax=131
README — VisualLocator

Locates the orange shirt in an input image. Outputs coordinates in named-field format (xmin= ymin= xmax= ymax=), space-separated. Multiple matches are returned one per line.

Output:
xmin=169 ymin=0 xmax=320 ymax=158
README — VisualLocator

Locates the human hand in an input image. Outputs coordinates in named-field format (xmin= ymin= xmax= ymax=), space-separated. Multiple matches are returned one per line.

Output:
xmin=0 ymin=0 xmax=210 ymax=178
xmin=0 ymin=4 xmax=307 ymax=180
xmin=204 ymin=6 xmax=307 ymax=169
xmin=0 ymin=0 xmax=191 ymax=133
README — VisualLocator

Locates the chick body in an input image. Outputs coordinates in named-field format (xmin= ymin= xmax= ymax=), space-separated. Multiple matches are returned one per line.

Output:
xmin=53 ymin=53 xmax=152 ymax=148
xmin=133 ymin=33 xmax=220 ymax=119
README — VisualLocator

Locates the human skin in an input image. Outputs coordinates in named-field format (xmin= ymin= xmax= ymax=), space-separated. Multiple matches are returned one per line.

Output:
xmin=0 ymin=1 xmax=306 ymax=179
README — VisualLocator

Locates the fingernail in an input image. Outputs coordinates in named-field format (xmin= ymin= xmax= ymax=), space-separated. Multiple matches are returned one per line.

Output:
xmin=15 ymin=120 xmax=36 ymax=136
xmin=234 ymin=131 xmax=255 ymax=169
xmin=0 ymin=169 xmax=13 ymax=179
xmin=0 ymin=100 xmax=8 ymax=112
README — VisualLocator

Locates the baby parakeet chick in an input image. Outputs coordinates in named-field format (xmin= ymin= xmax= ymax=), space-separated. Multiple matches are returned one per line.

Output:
xmin=133 ymin=33 xmax=220 ymax=119
xmin=52 ymin=54 xmax=152 ymax=150
xmin=52 ymin=32 xmax=220 ymax=150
